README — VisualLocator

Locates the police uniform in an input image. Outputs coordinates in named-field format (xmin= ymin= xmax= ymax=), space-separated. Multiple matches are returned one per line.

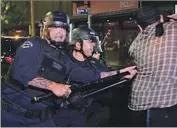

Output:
xmin=66 ymin=50 xmax=111 ymax=126
xmin=1 ymin=37 xmax=86 ymax=127
xmin=66 ymin=26 xmax=115 ymax=126
xmin=89 ymin=57 xmax=110 ymax=72
xmin=65 ymin=50 xmax=101 ymax=83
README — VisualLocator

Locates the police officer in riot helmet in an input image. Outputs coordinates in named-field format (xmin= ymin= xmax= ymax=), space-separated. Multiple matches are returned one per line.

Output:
xmin=69 ymin=26 xmax=98 ymax=57
xmin=71 ymin=26 xmax=109 ymax=72
xmin=68 ymin=26 xmax=137 ymax=83
xmin=66 ymin=26 xmax=137 ymax=126
xmin=1 ymin=11 xmax=86 ymax=127
xmin=42 ymin=11 xmax=70 ymax=49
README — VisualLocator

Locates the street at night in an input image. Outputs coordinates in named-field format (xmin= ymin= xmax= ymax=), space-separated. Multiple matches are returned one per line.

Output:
xmin=1 ymin=1 xmax=177 ymax=127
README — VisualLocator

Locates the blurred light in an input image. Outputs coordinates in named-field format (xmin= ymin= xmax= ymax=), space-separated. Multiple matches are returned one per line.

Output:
xmin=5 ymin=20 xmax=8 ymax=24
xmin=5 ymin=56 xmax=13 ymax=64
xmin=14 ymin=35 xmax=20 ymax=40
xmin=107 ymin=20 xmax=109 ymax=22
xmin=16 ymin=30 xmax=22 ymax=32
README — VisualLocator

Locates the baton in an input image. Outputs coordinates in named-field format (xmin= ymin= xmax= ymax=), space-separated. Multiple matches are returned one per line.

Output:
xmin=31 ymin=85 xmax=71 ymax=104
xmin=31 ymin=93 xmax=54 ymax=104
xmin=82 ymin=79 xmax=127 ymax=98
xmin=31 ymin=78 xmax=128 ymax=103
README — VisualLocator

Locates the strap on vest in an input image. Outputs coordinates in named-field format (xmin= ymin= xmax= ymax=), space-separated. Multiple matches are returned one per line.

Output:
xmin=2 ymin=98 xmax=57 ymax=122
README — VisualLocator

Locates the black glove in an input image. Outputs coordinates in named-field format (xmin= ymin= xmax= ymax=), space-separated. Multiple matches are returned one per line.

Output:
xmin=68 ymin=92 xmax=93 ymax=109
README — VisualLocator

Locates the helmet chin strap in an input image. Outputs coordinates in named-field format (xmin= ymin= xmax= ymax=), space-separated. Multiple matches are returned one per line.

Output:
xmin=74 ymin=39 xmax=88 ymax=59
xmin=50 ymin=40 xmax=66 ymax=50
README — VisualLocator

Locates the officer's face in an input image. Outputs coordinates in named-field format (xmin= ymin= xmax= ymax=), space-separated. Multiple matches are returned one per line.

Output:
xmin=49 ymin=27 xmax=67 ymax=42
xmin=82 ymin=40 xmax=96 ymax=57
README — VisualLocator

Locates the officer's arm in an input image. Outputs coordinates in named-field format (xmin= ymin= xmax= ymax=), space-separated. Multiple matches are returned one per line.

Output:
xmin=11 ymin=39 xmax=70 ymax=96
xmin=11 ymin=39 xmax=53 ymax=89
xmin=28 ymin=76 xmax=54 ymax=90
xmin=11 ymin=39 xmax=42 ymax=88
xmin=69 ymin=64 xmax=136 ymax=83
xmin=100 ymin=70 xmax=117 ymax=78
xmin=100 ymin=65 xmax=137 ymax=79
xmin=28 ymin=76 xmax=66 ymax=91
xmin=28 ymin=76 xmax=71 ymax=97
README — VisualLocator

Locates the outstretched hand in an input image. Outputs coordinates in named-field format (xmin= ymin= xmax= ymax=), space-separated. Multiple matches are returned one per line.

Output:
xmin=119 ymin=66 xmax=137 ymax=79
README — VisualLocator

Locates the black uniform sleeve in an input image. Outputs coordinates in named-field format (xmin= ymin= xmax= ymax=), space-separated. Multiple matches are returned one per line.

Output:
xmin=69 ymin=64 xmax=101 ymax=83
xmin=11 ymin=38 xmax=42 ymax=88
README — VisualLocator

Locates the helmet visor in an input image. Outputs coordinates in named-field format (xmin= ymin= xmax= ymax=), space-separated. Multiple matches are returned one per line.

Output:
xmin=47 ymin=21 xmax=68 ymax=28
xmin=92 ymin=36 xmax=103 ymax=53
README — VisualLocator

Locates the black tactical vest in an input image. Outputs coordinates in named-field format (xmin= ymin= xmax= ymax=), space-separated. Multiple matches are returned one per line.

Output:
xmin=4 ymin=38 xmax=69 ymax=105
xmin=25 ymin=38 xmax=69 ymax=100
xmin=39 ymin=39 xmax=67 ymax=83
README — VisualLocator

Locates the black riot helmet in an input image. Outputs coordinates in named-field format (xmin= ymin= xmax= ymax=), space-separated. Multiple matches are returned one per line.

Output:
xmin=71 ymin=26 xmax=97 ymax=43
xmin=71 ymin=26 xmax=101 ymax=50
xmin=41 ymin=11 xmax=70 ymax=49
xmin=44 ymin=11 xmax=70 ymax=31
xmin=70 ymin=26 xmax=103 ymax=56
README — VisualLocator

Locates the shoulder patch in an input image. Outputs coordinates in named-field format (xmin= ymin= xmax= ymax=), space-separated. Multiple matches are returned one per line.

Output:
xmin=21 ymin=41 xmax=33 ymax=48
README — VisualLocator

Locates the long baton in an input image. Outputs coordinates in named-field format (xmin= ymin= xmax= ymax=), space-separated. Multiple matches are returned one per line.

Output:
xmin=31 ymin=79 xmax=128 ymax=103
xmin=31 ymin=93 xmax=54 ymax=103
xmin=82 ymin=79 xmax=127 ymax=98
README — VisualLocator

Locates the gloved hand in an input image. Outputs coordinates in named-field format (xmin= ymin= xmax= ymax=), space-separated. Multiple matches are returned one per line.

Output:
xmin=68 ymin=92 xmax=85 ymax=108
xmin=68 ymin=92 xmax=93 ymax=109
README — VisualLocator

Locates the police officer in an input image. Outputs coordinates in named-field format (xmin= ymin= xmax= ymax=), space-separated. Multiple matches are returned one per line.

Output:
xmin=65 ymin=26 xmax=137 ymax=126
xmin=1 ymin=11 xmax=86 ymax=127
xmin=67 ymin=26 xmax=137 ymax=83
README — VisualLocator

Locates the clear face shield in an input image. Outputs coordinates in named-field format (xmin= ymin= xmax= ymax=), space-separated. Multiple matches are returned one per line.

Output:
xmin=38 ymin=21 xmax=45 ymax=39
xmin=92 ymin=35 xmax=103 ymax=53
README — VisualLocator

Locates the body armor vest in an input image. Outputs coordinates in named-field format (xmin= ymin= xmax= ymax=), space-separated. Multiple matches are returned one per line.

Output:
xmin=4 ymin=38 xmax=69 ymax=106
xmin=39 ymin=39 xmax=67 ymax=83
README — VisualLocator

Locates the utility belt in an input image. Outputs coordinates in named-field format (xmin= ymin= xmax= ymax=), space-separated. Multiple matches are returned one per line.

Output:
xmin=2 ymin=99 xmax=57 ymax=122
